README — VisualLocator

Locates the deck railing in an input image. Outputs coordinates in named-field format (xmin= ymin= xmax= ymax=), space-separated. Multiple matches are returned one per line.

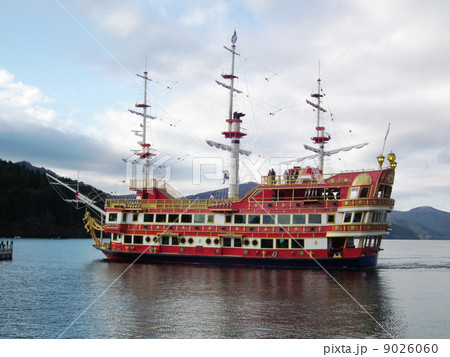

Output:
xmin=260 ymin=169 xmax=384 ymax=186
xmin=105 ymin=198 xmax=240 ymax=211
xmin=129 ymin=179 xmax=185 ymax=199
xmin=105 ymin=196 xmax=394 ymax=211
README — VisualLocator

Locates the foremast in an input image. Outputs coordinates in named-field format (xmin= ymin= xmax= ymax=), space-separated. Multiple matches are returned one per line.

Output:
xmin=128 ymin=71 xmax=157 ymax=196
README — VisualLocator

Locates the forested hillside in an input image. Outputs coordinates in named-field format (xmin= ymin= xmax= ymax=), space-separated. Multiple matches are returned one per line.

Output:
xmin=388 ymin=207 xmax=450 ymax=239
xmin=0 ymin=159 xmax=91 ymax=238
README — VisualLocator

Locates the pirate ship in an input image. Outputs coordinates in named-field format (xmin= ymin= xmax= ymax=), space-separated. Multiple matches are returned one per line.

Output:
xmin=48 ymin=32 xmax=396 ymax=268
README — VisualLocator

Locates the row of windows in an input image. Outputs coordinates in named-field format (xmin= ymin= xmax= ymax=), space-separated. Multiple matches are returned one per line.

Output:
xmin=108 ymin=212 xmax=325 ymax=225
xmin=371 ymin=211 xmax=387 ymax=223
xmin=109 ymin=213 xmax=214 ymax=224
xmin=349 ymin=186 xmax=370 ymax=199
xmin=227 ymin=214 xmax=323 ymax=225
xmin=116 ymin=234 xmax=305 ymax=249
xmin=361 ymin=236 xmax=382 ymax=248
xmin=109 ymin=211 xmax=387 ymax=225
xmin=114 ymin=233 xmax=382 ymax=249
xmin=343 ymin=211 xmax=387 ymax=224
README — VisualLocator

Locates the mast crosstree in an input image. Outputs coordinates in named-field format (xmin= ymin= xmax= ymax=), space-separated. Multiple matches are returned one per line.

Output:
xmin=127 ymin=71 xmax=157 ymax=188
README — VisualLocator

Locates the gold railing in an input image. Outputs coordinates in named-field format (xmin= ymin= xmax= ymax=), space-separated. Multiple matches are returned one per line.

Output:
xmin=129 ymin=178 xmax=158 ymax=190
xmin=129 ymin=179 xmax=185 ymax=199
xmin=261 ymin=173 xmax=327 ymax=186
xmin=106 ymin=198 xmax=241 ymax=211
xmin=330 ymin=223 xmax=390 ymax=233
xmin=105 ymin=196 xmax=394 ymax=211
xmin=261 ymin=175 xmax=302 ymax=185
xmin=260 ymin=169 xmax=387 ymax=186
xmin=340 ymin=198 xmax=395 ymax=209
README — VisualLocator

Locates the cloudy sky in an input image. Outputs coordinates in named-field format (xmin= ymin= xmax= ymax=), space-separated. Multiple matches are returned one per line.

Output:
xmin=1 ymin=0 xmax=449 ymax=212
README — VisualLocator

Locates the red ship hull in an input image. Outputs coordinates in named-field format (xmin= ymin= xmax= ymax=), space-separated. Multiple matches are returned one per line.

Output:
xmin=97 ymin=246 xmax=379 ymax=269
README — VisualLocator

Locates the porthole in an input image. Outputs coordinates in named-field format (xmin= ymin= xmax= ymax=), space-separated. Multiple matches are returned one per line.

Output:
xmin=153 ymin=237 xmax=158 ymax=243
xmin=206 ymin=238 xmax=212 ymax=245
xmin=180 ymin=237 xmax=186 ymax=244
xmin=252 ymin=239 xmax=258 ymax=246
xmin=244 ymin=239 xmax=250 ymax=246
xmin=188 ymin=238 xmax=194 ymax=245
xmin=145 ymin=236 xmax=151 ymax=243
xmin=214 ymin=238 xmax=220 ymax=245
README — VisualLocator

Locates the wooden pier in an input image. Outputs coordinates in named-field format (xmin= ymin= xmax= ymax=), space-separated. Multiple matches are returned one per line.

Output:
xmin=0 ymin=241 xmax=13 ymax=260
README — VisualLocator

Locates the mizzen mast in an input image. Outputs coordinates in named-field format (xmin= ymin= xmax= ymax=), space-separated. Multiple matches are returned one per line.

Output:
xmin=306 ymin=77 xmax=329 ymax=173
xmin=300 ymin=75 xmax=368 ymax=173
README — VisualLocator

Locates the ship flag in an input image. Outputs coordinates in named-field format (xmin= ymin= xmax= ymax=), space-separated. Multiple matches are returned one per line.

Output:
xmin=381 ymin=122 xmax=391 ymax=155
xmin=231 ymin=31 xmax=237 ymax=44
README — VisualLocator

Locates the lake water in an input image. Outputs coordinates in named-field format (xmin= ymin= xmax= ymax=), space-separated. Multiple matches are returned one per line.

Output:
xmin=1 ymin=239 xmax=450 ymax=339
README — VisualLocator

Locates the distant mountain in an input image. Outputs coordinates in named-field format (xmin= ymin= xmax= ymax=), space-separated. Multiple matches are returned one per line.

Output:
xmin=388 ymin=206 xmax=450 ymax=240
xmin=15 ymin=160 xmax=59 ymax=177
xmin=186 ymin=181 xmax=258 ymax=199
xmin=388 ymin=222 xmax=420 ymax=240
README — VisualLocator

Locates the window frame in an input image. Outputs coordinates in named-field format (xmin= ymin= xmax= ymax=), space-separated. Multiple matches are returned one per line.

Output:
xmin=308 ymin=214 xmax=322 ymax=224
xmin=193 ymin=214 xmax=205 ymax=224
xmin=277 ymin=215 xmax=291 ymax=225
xmin=108 ymin=213 xmax=118 ymax=222
xmin=248 ymin=215 xmax=261 ymax=224
xmin=292 ymin=214 xmax=306 ymax=224
xmin=155 ymin=214 xmax=167 ymax=223
xmin=349 ymin=187 xmax=359 ymax=199
xmin=262 ymin=215 xmax=275 ymax=225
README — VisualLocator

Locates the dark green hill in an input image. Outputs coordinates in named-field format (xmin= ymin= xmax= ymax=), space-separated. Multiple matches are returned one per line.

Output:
xmin=392 ymin=206 xmax=450 ymax=235
xmin=388 ymin=222 xmax=420 ymax=240
xmin=388 ymin=207 xmax=450 ymax=240
xmin=0 ymin=159 xmax=95 ymax=238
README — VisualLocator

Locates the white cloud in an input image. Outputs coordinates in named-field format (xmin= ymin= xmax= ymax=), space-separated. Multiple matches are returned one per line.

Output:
xmin=0 ymin=69 xmax=79 ymax=132
xmin=84 ymin=107 xmax=148 ymax=165
xmin=0 ymin=69 xmax=53 ymax=120
xmin=85 ymin=2 xmax=145 ymax=39
xmin=179 ymin=3 xmax=228 ymax=27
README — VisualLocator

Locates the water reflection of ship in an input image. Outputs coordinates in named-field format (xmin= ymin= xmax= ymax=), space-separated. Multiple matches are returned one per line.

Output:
xmin=88 ymin=263 xmax=404 ymax=338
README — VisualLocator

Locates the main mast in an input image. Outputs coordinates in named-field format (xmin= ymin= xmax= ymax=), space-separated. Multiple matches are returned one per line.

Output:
xmin=221 ymin=31 xmax=247 ymax=198
xmin=205 ymin=31 xmax=251 ymax=196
